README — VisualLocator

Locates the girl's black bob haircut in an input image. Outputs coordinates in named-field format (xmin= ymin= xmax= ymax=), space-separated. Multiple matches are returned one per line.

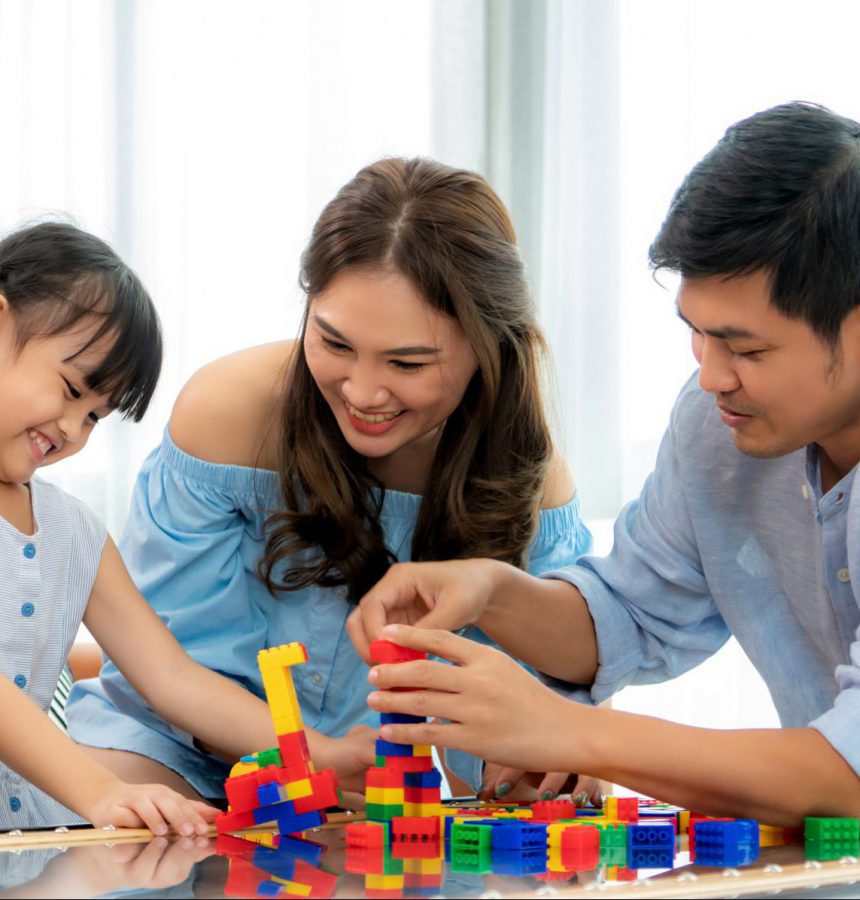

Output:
xmin=0 ymin=221 xmax=162 ymax=421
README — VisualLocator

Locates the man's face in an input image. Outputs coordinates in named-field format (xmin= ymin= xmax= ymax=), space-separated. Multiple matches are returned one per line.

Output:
xmin=677 ymin=270 xmax=860 ymax=473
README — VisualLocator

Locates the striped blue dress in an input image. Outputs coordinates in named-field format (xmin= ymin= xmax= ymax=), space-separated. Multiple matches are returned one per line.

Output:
xmin=0 ymin=477 xmax=105 ymax=829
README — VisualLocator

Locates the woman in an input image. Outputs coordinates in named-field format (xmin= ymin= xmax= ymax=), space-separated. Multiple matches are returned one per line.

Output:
xmin=66 ymin=158 xmax=593 ymax=801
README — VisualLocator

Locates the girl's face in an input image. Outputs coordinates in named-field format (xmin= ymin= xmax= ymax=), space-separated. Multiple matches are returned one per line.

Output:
xmin=0 ymin=299 xmax=114 ymax=486
xmin=304 ymin=268 xmax=479 ymax=491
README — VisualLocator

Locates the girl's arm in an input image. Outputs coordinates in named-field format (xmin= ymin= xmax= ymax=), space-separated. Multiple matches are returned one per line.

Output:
xmin=366 ymin=624 xmax=860 ymax=826
xmin=84 ymin=537 xmax=376 ymax=788
xmin=0 ymin=675 xmax=214 ymax=833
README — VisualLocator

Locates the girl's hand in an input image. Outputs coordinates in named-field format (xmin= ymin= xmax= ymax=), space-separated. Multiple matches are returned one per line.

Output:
xmin=366 ymin=624 xmax=590 ymax=775
xmin=85 ymin=781 xmax=217 ymax=836
xmin=314 ymin=725 xmax=378 ymax=795
xmin=347 ymin=559 xmax=503 ymax=663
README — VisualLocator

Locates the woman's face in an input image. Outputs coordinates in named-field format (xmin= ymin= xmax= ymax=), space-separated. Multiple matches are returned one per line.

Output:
xmin=304 ymin=267 xmax=478 ymax=490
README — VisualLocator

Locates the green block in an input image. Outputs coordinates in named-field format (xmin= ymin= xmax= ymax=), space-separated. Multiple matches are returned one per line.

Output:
xmin=365 ymin=802 xmax=404 ymax=821
xmin=450 ymin=844 xmax=493 ymax=874
xmin=256 ymin=747 xmax=282 ymax=769
xmin=599 ymin=844 xmax=627 ymax=867
xmin=451 ymin=822 xmax=494 ymax=850
xmin=598 ymin=822 xmax=628 ymax=847
xmin=805 ymin=817 xmax=860 ymax=842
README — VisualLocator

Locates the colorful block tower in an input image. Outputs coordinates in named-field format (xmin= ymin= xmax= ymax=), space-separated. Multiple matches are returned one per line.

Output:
xmin=348 ymin=640 xmax=445 ymax=854
xmin=216 ymin=643 xmax=340 ymax=836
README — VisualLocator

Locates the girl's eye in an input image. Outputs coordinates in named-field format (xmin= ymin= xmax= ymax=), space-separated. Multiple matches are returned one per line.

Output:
xmin=62 ymin=377 xmax=82 ymax=399
xmin=390 ymin=360 xmax=425 ymax=372
xmin=88 ymin=412 xmax=100 ymax=425
xmin=321 ymin=337 xmax=351 ymax=353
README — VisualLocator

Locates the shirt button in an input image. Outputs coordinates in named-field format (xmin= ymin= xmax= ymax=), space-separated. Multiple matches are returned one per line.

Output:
xmin=837 ymin=568 xmax=851 ymax=583
xmin=22 ymin=543 xmax=36 ymax=559
xmin=312 ymin=672 xmax=323 ymax=685
xmin=13 ymin=675 xmax=26 ymax=689
xmin=20 ymin=603 xmax=34 ymax=617
xmin=9 ymin=797 xmax=21 ymax=812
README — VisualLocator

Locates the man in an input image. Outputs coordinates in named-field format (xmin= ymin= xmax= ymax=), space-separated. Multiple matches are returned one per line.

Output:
xmin=346 ymin=102 xmax=860 ymax=825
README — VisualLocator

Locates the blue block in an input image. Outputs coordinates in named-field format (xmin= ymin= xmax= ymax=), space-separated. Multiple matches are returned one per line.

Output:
xmin=381 ymin=712 xmax=425 ymax=726
xmin=490 ymin=848 xmax=547 ymax=875
xmin=695 ymin=819 xmax=759 ymax=867
xmin=252 ymin=799 xmax=297 ymax=825
xmin=628 ymin=823 xmax=675 ymax=850
xmin=277 ymin=809 xmax=325 ymax=835
xmin=375 ymin=738 xmax=415 ymax=756
xmin=256 ymin=881 xmax=281 ymax=896
xmin=491 ymin=822 xmax=548 ymax=851
xmin=257 ymin=781 xmax=283 ymax=807
xmin=275 ymin=835 xmax=325 ymax=866
xmin=629 ymin=847 xmax=674 ymax=869
xmin=404 ymin=769 xmax=443 ymax=788
xmin=253 ymin=846 xmax=296 ymax=882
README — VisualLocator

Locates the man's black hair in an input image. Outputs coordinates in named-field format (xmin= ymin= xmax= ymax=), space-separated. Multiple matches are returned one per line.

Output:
xmin=650 ymin=101 xmax=860 ymax=344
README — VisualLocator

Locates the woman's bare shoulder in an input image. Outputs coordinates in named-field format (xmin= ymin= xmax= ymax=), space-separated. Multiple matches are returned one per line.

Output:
xmin=540 ymin=450 xmax=576 ymax=509
xmin=169 ymin=341 xmax=296 ymax=467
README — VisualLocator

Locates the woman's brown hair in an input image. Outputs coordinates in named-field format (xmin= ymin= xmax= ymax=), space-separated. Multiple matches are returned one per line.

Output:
xmin=259 ymin=157 xmax=553 ymax=602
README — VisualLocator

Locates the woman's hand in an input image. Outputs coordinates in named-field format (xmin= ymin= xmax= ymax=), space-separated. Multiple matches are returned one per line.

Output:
xmin=347 ymin=560 xmax=505 ymax=662
xmin=479 ymin=763 xmax=605 ymax=806
xmin=84 ymin=781 xmax=217 ymax=836
xmin=365 ymin=624 xmax=590 ymax=776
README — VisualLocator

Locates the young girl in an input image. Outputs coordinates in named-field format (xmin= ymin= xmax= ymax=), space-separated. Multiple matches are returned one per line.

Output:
xmin=66 ymin=158 xmax=596 ymax=803
xmin=0 ymin=222 xmax=282 ymax=831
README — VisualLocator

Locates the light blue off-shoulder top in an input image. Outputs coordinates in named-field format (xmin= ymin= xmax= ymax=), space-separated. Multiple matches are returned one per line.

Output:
xmin=67 ymin=428 xmax=592 ymax=796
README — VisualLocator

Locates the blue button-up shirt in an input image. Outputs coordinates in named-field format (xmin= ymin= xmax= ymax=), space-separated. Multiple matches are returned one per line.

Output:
xmin=550 ymin=373 xmax=860 ymax=778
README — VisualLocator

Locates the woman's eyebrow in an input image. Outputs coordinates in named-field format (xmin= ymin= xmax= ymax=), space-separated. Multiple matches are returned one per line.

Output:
xmin=312 ymin=315 xmax=441 ymax=356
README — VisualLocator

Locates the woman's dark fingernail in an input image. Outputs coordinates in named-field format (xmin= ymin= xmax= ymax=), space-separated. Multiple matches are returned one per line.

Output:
xmin=495 ymin=782 xmax=511 ymax=797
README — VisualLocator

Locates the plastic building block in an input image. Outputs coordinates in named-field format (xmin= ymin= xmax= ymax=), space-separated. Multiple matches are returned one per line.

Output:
xmin=491 ymin=821 xmax=548 ymax=851
xmin=346 ymin=820 xmax=390 ymax=848
xmin=380 ymin=712 xmax=425 ymax=726
xmin=531 ymin=799 xmax=577 ymax=821
xmin=390 ymin=816 xmax=441 ymax=841
xmin=366 ymin=801 xmax=406 ymax=821
xmin=604 ymin=796 xmax=639 ymax=822
xmin=376 ymin=738 xmax=418 ymax=757
xmin=805 ymin=817 xmax=860 ymax=860
xmin=694 ymin=819 xmax=759 ymax=867
xmin=490 ymin=847 xmax=547 ymax=875
xmin=368 ymin=640 xmax=426 ymax=666
xmin=403 ymin=769 xmax=442 ymax=789
xmin=374 ymin=754 xmax=434 ymax=772
xmin=258 ymin=643 xmax=309 ymax=670
xmin=449 ymin=843 xmax=493 ymax=873
xmin=629 ymin=846 xmax=674 ymax=868
xmin=391 ymin=839 xmax=443 ymax=859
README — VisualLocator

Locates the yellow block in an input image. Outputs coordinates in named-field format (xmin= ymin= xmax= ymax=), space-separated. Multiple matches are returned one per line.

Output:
xmin=403 ymin=857 xmax=443 ymax=874
xmin=283 ymin=778 xmax=313 ymax=800
xmin=404 ymin=802 xmax=443 ymax=818
xmin=258 ymin=643 xmax=308 ymax=671
xmin=261 ymin=668 xmax=302 ymax=721
xmin=229 ymin=760 xmax=259 ymax=778
xmin=366 ymin=874 xmax=406 ymax=889
xmin=412 ymin=744 xmax=432 ymax=757
xmin=272 ymin=714 xmax=304 ymax=736
xmin=366 ymin=787 xmax=405 ymax=806
xmin=271 ymin=875 xmax=312 ymax=895
xmin=242 ymin=831 xmax=279 ymax=848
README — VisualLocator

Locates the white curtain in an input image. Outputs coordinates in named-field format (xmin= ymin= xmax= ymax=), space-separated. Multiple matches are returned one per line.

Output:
xmin=7 ymin=0 xmax=860 ymax=729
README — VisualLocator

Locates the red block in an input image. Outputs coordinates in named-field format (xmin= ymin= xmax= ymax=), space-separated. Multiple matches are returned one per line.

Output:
xmin=215 ymin=808 xmax=257 ymax=833
xmin=560 ymin=844 xmax=600 ymax=871
xmin=366 ymin=768 xmax=407 ymax=790
xmin=379 ymin=755 xmax=435 ymax=773
xmin=560 ymin=824 xmax=600 ymax=851
xmin=405 ymin=872 xmax=443 ymax=886
xmin=293 ymin=769 xmax=339 ymax=814
xmin=293 ymin=859 xmax=338 ymax=898
xmin=277 ymin=730 xmax=311 ymax=767
xmin=531 ymin=799 xmax=577 ymax=821
xmin=369 ymin=640 xmax=426 ymax=665
xmin=224 ymin=771 xmax=260 ymax=813
xmin=391 ymin=816 xmax=440 ymax=841
xmin=392 ymin=839 xmax=443 ymax=859
xmin=404 ymin=786 xmax=441 ymax=804
xmin=616 ymin=797 xmax=639 ymax=822
xmin=222 ymin=857 xmax=265 ymax=898
xmin=346 ymin=821 xmax=389 ymax=848
xmin=345 ymin=846 xmax=387 ymax=874
xmin=214 ymin=833 xmax=258 ymax=859
xmin=365 ymin=891 xmax=403 ymax=899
